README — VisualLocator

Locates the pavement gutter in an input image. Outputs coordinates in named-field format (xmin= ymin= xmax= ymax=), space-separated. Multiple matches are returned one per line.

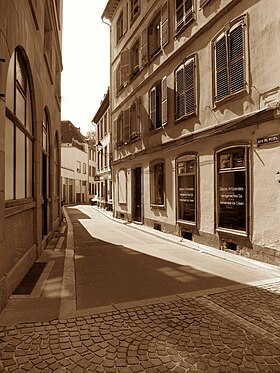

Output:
xmin=59 ymin=206 xmax=77 ymax=319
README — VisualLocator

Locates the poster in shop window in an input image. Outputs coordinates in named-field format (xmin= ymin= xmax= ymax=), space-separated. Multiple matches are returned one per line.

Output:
xmin=178 ymin=174 xmax=195 ymax=222
xmin=218 ymin=171 xmax=246 ymax=231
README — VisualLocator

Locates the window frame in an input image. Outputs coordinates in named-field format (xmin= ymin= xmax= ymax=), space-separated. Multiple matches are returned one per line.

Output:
xmin=176 ymin=154 xmax=197 ymax=225
xmin=175 ymin=55 xmax=197 ymax=121
xmin=175 ymin=0 xmax=194 ymax=35
xmin=213 ymin=17 xmax=247 ymax=104
xmin=150 ymin=160 xmax=165 ymax=208
xmin=215 ymin=145 xmax=249 ymax=236
xmin=5 ymin=48 xmax=34 ymax=203
xmin=130 ymin=0 xmax=140 ymax=25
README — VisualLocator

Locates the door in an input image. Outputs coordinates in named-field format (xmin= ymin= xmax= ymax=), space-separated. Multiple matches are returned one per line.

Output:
xmin=133 ymin=167 xmax=142 ymax=222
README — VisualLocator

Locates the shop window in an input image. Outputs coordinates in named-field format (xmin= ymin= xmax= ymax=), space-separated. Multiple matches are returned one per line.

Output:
xmin=175 ymin=56 xmax=196 ymax=120
xmin=214 ymin=18 xmax=246 ymax=102
xmin=216 ymin=146 xmax=248 ymax=233
xmin=176 ymin=155 xmax=197 ymax=223
xmin=176 ymin=0 xmax=194 ymax=34
xmin=150 ymin=161 xmax=165 ymax=206
xmin=5 ymin=49 xmax=34 ymax=201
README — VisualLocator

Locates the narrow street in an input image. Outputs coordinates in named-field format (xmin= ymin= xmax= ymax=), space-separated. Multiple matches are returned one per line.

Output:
xmin=0 ymin=206 xmax=280 ymax=372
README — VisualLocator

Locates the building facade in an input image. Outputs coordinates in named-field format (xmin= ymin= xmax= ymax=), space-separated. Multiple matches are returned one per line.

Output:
xmin=92 ymin=90 xmax=113 ymax=210
xmin=0 ymin=0 xmax=63 ymax=310
xmin=103 ymin=0 xmax=280 ymax=265
xmin=61 ymin=121 xmax=93 ymax=204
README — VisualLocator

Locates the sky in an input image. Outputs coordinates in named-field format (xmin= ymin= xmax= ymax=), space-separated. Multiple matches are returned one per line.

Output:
xmin=61 ymin=0 xmax=110 ymax=136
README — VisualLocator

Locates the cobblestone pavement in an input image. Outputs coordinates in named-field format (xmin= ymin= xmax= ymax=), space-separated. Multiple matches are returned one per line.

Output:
xmin=1 ymin=282 xmax=280 ymax=373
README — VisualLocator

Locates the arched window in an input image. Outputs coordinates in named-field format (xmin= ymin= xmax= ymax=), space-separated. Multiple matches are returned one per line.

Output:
xmin=5 ymin=48 xmax=34 ymax=201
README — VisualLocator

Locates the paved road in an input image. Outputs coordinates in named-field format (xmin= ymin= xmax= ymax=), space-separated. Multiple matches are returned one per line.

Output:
xmin=0 ymin=205 xmax=280 ymax=372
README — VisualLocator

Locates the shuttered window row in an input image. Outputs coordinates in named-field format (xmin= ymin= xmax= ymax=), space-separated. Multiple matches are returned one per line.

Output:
xmin=214 ymin=21 xmax=245 ymax=102
xmin=115 ymin=99 xmax=141 ymax=147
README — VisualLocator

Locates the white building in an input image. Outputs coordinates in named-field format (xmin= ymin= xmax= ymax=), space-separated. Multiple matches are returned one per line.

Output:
xmin=61 ymin=121 xmax=91 ymax=204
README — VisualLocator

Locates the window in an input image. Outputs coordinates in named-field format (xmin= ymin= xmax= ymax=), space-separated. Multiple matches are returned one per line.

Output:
xmin=83 ymin=163 xmax=86 ymax=174
xmin=116 ymin=99 xmax=141 ymax=146
xmin=216 ymin=146 xmax=248 ymax=233
xmin=44 ymin=4 xmax=54 ymax=81
xmin=176 ymin=0 xmax=194 ymax=33
xmin=214 ymin=19 xmax=246 ymax=102
xmin=150 ymin=162 xmax=165 ymax=206
xmin=131 ymin=39 xmax=140 ymax=77
xmin=130 ymin=0 xmax=140 ymax=24
xmin=175 ymin=56 xmax=196 ymax=120
xmin=5 ymin=49 xmax=34 ymax=201
xmin=149 ymin=77 xmax=167 ymax=130
xmin=177 ymin=155 xmax=197 ymax=223
xmin=77 ymin=161 xmax=81 ymax=173
xmin=148 ymin=12 xmax=161 ymax=59
xmin=116 ymin=4 xmax=128 ymax=43
xmin=54 ymin=132 xmax=60 ymax=195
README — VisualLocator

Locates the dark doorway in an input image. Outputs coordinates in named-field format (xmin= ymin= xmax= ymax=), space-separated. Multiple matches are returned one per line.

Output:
xmin=133 ymin=167 xmax=142 ymax=222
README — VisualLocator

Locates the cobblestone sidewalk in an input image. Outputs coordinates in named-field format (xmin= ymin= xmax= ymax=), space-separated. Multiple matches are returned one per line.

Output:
xmin=1 ymin=282 xmax=280 ymax=373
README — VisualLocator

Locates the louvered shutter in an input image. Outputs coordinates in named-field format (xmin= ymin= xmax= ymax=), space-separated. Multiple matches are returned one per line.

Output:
xmin=117 ymin=115 xmax=123 ymax=144
xmin=129 ymin=104 xmax=136 ymax=137
xmin=123 ymin=109 xmax=130 ymax=143
xmin=215 ymin=33 xmax=228 ymax=101
xmin=229 ymin=23 xmax=244 ymax=94
xmin=185 ymin=58 xmax=195 ymax=114
xmin=136 ymin=97 xmax=141 ymax=135
xmin=161 ymin=76 xmax=167 ymax=125
xmin=185 ymin=0 xmax=193 ymax=24
xmin=176 ymin=65 xmax=185 ymax=119
xmin=120 ymin=49 xmax=130 ymax=85
xmin=161 ymin=2 xmax=169 ymax=47
xmin=149 ymin=87 xmax=157 ymax=130
xmin=123 ymin=2 xmax=128 ymax=34
xmin=176 ymin=0 xmax=184 ymax=32
xmin=140 ymin=28 xmax=148 ymax=67
xmin=113 ymin=68 xmax=118 ymax=97
xmin=113 ymin=119 xmax=118 ymax=149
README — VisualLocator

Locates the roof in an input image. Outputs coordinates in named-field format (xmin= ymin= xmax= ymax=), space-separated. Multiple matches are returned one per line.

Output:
xmin=92 ymin=89 xmax=110 ymax=124
xmin=102 ymin=0 xmax=121 ymax=21
xmin=61 ymin=120 xmax=86 ymax=144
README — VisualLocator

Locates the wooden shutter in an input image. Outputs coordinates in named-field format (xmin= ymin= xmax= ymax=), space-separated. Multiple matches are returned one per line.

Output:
xmin=161 ymin=2 xmax=169 ymax=47
xmin=149 ymin=87 xmax=157 ymax=130
xmin=185 ymin=58 xmax=195 ymax=114
xmin=140 ymin=28 xmax=148 ymax=67
xmin=161 ymin=76 xmax=167 ymax=125
xmin=176 ymin=0 xmax=184 ymax=32
xmin=123 ymin=109 xmax=130 ymax=143
xmin=123 ymin=2 xmax=128 ymax=34
xmin=176 ymin=65 xmax=185 ymax=119
xmin=117 ymin=115 xmax=123 ymax=144
xmin=136 ymin=97 xmax=141 ymax=135
xmin=215 ymin=32 xmax=228 ymax=101
xmin=129 ymin=103 xmax=136 ymax=136
xmin=120 ymin=49 xmax=130 ymax=85
xmin=229 ymin=22 xmax=244 ymax=94
xmin=113 ymin=118 xmax=118 ymax=150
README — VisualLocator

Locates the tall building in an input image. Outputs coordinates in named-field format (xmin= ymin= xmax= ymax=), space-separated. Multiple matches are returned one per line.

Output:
xmin=92 ymin=89 xmax=113 ymax=211
xmin=61 ymin=121 xmax=91 ymax=204
xmin=102 ymin=0 xmax=280 ymax=264
xmin=0 ymin=0 xmax=63 ymax=311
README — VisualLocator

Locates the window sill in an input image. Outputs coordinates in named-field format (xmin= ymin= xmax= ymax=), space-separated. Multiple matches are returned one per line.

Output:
xmin=216 ymin=227 xmax=248 ymax=238
xmin=214 ymin=88 xmax=248 ymax=108
xmin=150 ymin=126 xmax=164 ymax=134
xmin=177 ymin=219 xmax=196 ymax=227
xmin=175 ymin=111 xmax=196 ymax=124
xmin=150 ymin=204 xmax=165 ymax=210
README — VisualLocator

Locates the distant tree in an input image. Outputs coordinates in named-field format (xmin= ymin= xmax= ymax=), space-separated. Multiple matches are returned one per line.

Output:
xmin=86 ymin=130 xmax=96 ymax=143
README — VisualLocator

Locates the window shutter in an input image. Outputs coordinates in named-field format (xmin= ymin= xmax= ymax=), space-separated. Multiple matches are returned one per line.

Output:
xmin=136 ymin=97 xmax=141 ymax=135
xmin=176 ymin=65 xmax=185 ymax=119
xmin=140 ymin=28 xmax=148 ymax=67
xmin=123 ymin=2 xmax=128 ymax=34
xmin=123 ymin=109 xmax=130 ymax=143
xmin=161 ymin=76 xmax=167 ymax=125
xmin=215 ymin=33 xmax=228 ymax=101
xmin=113 ymin=68 xmax=117 ymax=98
xmin=120 ymin=49 xmax=130 ymax=85
xmin=113 ymin=119 xmax=118 ymax=150
xmin=229 ymin=23 xmax=244 ymax=94
xmin=117 ymin=115 xmax=123 ymax=144
xmin=185 ymin=58 xmax=195 ymax=114
xmin=149 ymin=87 xmax=157 ymax=130
xmin=161 ymin=2 xmax=169 ymax=47
xmin=185 ymin=0 xmax=194 ymax=24
xmin=129 ymin=103 xmax=136 ymax=136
